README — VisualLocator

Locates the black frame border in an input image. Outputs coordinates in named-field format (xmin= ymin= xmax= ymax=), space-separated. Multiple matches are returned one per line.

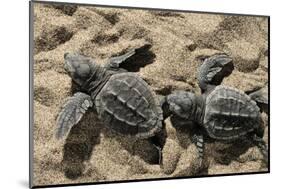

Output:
xmin=29 ymin=0 xmax=270 ymax=188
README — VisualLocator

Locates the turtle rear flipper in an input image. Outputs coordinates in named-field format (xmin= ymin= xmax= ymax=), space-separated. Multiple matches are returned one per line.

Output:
xmin=56 ymin=92 xmax=93 ymax=139
xmin=198 ymin=54 xmax=234 ymax=93
xmin=248 ymin=84 xmax=268 ymax=114
xmin=159 ymin=95 xmax=172 ymax=120
xmin=252 ymin=134 xmax=268 ymax=165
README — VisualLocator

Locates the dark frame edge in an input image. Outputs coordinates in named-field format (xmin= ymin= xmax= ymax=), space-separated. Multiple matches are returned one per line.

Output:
xmin=31 ymin=171 xmax=269 ymax=189
xmin=31 ymin=0 xmax=270 ymax=18
xmin=267 ymin=16 xmax=270 ymax=172
xmin=29 ymin=1 xmax=35 ymax=188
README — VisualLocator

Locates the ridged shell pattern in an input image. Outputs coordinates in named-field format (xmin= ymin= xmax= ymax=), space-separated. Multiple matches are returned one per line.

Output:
xmin=204 ymin=85 xmax=261 ymax=140
xmin=95 ymin=72 xmax=163 ymax=138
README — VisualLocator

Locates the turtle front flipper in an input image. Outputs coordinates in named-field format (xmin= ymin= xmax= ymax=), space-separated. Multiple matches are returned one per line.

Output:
xmin=197 ymin=54 xmax=234 ymax=93
xmin=56 ymin=92 xmax=93 ymax=140
xmin=106 ymin=49 xmax=136 ymax=69
xmin=192 ymin=132 xmax=205 ymax=166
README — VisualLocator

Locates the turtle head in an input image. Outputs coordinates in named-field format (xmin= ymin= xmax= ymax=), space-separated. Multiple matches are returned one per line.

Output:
xmin=64 ymin=53 xmax=94 ymax=86
xmin=166 ymin=91 xmax=197 ymax=120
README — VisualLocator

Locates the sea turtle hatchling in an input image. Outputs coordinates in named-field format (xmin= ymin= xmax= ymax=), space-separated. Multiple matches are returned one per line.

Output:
xmin=56 ymin=47 xmax=165 ymax=163
xmin=161 ymin=54 xmax=268 ymax=165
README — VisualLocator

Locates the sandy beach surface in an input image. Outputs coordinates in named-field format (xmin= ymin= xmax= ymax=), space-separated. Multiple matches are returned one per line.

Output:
xmin=32 ymin=2 xmax=268 ymax=186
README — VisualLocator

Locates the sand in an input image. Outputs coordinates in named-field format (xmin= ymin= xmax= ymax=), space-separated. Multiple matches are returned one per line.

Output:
xmin=32 ymin=2 xmax=269 ymax=186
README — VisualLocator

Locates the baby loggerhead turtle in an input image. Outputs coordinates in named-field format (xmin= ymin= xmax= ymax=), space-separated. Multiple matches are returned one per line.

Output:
xmin=161 ymin=54 xmax=268 ymax=165
xmin=56 ymin=47 xmax=165 ymax=163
